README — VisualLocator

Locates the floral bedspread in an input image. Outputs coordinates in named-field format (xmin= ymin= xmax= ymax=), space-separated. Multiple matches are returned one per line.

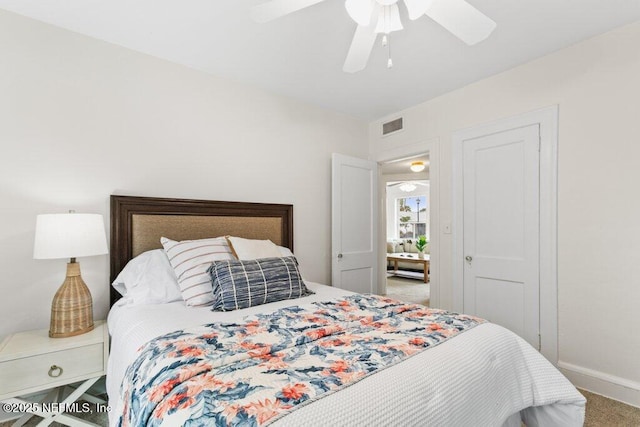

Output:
xmin=118 ymin=295 xmax=484 ymax=427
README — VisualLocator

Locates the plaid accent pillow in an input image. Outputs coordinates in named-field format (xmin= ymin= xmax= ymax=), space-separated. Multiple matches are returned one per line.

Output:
xmin=161 ymin=236 xmax=233 ymax=307
xmin=208 ymin=256 xmax=313 ymax=311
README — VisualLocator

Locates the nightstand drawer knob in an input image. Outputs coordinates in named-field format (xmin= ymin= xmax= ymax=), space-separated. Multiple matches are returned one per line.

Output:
xmin=48 ymin=365 xmax=63 ymax=378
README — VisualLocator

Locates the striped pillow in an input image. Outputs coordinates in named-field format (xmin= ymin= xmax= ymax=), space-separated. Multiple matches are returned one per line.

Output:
xmin=208 ymin=256 xmax=313 ymax=311
xmin=161 ymin=236 xmax=233 ymax=307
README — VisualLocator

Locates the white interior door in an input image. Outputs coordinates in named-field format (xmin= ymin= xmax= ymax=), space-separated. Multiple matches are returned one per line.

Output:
xmin=462 ymin=124 xmax=540 ymax=349
xmin=331 ymin=153 xmax=378 ymax=293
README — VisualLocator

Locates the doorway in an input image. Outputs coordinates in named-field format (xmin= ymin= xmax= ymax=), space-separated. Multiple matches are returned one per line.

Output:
xmin=380 ymin=154 xmax=430 ymax=306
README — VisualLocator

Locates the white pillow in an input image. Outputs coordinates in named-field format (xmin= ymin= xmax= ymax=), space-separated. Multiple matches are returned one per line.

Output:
xmin=226 ymin=236 xmax=282 ymax=260
xmin=112 ymin=249 xmax=182 ymax=306
xmin=278 ymin=245 xmax=294 ymax=258
xmin=161 ymin=236 xmax=233 ymax=307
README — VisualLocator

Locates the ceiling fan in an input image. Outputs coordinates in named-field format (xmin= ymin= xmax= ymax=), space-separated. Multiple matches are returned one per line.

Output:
xmin=251 ymin=0 xmax=496 ymax=73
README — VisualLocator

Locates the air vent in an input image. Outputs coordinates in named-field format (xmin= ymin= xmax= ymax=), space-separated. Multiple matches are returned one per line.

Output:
xmin=382 ymin=117 xmax=403 ymax=136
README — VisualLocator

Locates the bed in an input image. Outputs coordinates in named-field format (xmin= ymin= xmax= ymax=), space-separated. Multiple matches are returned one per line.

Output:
xmin=107 ymin=195 xmax=586 ymax=427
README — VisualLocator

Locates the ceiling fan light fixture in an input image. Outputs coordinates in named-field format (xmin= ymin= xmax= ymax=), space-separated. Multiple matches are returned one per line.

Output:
xmin=399 ymin=183 xmax=417 ymax=192
xmin=375 ymin=3 xmax=403 ymax=34
xmin=253 ymin=0 xmax=497 ymax=73
xmin=410 ymin=161 xmax=426 ymax=172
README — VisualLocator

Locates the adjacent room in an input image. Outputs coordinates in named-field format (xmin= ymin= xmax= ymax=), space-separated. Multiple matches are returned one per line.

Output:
xmin=382 ymin=156 xmax=430 ymax=306
xmin=1 ymin=1 xmax=639 ymax=426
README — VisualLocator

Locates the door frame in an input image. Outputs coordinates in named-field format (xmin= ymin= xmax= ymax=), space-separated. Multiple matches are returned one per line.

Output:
xmin=452 ymin=105 xmax=558 ymax=365
xmin=376 ymin=138 xmax=440 ymax=308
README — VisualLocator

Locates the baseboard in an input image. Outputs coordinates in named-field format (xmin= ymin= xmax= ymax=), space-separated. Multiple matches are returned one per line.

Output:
xmin=558 ymin=361 xmax=640 ymax=408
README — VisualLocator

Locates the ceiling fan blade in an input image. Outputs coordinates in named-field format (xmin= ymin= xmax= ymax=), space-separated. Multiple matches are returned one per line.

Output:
xmin=345 ymin=0 xmax=374 ymax=26
xmin=251 ymin=0 xmax=328 ymax=23
xmin=403 ymin=0 xmax=434 ymax=20
xmin=343 ymin=24 xmax=378 ymax=73
xmin=425 ymin=0 xmax=496 ymax=45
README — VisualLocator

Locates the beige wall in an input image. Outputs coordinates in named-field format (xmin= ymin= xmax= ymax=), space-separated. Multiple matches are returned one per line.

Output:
xmin=0 ymin=9 xmax=368 ymax=336
xmin=370 ymin=21 xmax=640 ymax=405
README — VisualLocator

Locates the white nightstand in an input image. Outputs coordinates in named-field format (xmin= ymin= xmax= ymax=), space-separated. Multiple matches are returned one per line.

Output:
xmin=0 ymin=320 xmax=108 ymax=426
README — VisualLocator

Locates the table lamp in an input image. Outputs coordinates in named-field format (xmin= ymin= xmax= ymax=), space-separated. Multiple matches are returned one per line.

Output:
xmin=33 ymin=212 xmax=108 ymax=338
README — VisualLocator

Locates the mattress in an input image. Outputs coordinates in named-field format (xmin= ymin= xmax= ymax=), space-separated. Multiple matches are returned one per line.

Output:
xmin=107 ymin=282 xmax=585 ymax=426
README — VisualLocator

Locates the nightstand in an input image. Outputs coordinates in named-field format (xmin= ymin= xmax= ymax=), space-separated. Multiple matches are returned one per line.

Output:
xmin=0 ymin=320 xmax=108 ymax=426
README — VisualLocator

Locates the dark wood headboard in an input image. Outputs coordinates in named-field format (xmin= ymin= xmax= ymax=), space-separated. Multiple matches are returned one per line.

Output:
xmin=110 ymin=195 xmax=294 ymax=306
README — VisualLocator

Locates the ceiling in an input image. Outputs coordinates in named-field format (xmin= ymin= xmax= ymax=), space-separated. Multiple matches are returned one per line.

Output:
xmin=1 ymin=0 xmax=639 ymax=119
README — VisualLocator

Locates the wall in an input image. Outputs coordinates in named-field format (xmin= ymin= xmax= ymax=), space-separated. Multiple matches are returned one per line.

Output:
xmin=0 ymin=9 xmax=368 ymax=336
xmin=370 ymin=21 xmax=640 ymax=405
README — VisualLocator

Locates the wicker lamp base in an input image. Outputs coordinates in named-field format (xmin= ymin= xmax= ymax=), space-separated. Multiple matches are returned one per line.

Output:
xmin=49 ymin=261 xmax=94 ymax=338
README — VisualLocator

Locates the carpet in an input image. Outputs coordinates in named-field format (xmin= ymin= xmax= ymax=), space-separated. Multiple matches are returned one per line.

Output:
xmin=386 ymin=275 xmax=430 ymax=306
xmin=581 ymin=389 xmax=640 ymax=426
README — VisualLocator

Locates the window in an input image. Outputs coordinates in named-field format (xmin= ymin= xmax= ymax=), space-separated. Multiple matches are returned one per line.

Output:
xmin=397 ymin=196 xmax=427 ymax=239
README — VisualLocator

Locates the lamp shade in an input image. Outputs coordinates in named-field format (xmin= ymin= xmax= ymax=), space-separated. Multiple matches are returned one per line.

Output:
xmin=34 ymin=213 xmax=108 ymax=259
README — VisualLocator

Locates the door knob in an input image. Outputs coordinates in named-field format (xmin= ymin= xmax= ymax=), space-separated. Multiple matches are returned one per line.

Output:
xmin=337 ymin=253 xmax=343 ymax=259
xmin=465 ymin=255 xmax=473 ymax=262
